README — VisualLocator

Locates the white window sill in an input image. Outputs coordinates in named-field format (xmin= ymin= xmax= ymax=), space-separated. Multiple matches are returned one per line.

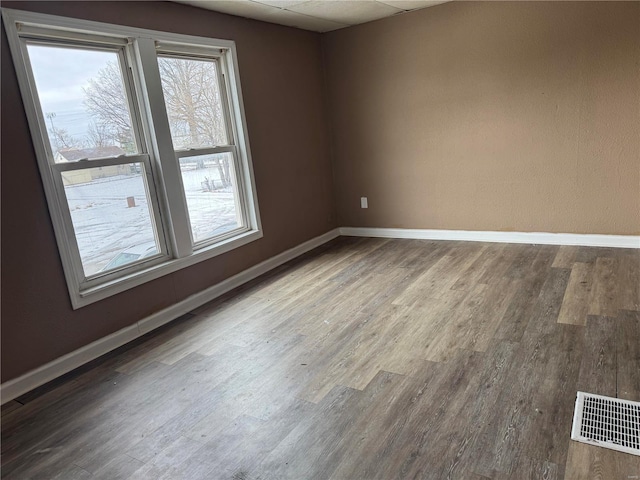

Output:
xmin=73 ymin=229 xmax=263 ymax=309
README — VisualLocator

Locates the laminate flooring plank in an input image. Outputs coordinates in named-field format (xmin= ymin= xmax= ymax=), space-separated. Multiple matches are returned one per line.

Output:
xmin=156 ymin=415 xmax=266 ymax=480
xmin=194 ymin=287 xmax=317 ymax=349
xmin=374 ymin=350 xmax=485 ymax=480
xmin=588 ymin=257 xmax=620 ymax=317
xmin=565 ymin=441 xmax=640 ymax=480
xmin=215 ymin=398 xmax=317 ymax=478
xmin=459 ymin=277 xmax=521 ymax=352
xmin=392 ymin=245 xmax=485 ymax=306
xmin=183 ymin=334 xmax=307 ymax=440
xmin=492 ymin=457 xmax=560 ymax=480
xmin=475 ymin=243 xmax=521 ymax=285
xmin=115 ymin=314 xmax=211 ymax=374
xmin=421 ymin=284 xmax=489 ymax=363
xmin=521 ymin=323 xmax=583 ymax=468
xmin=254 ymin=270 xmax=378 ymax=347
xmin=191 ymin=287 xmax=316 ymax=350
xmin=557 ymin=262 xmax=594 ymax=326
xmin=493 ymin=246 xmax=558 ymax=343
xmin=330 ymin=303 xmax=430 ymax=383
xmin=552 ymin=246 xmax=579 ymax=269
xmin=296 ymin=303 xmax=409 ymax=400
xmin=205 ymin=271 xmax=345 ymax=345
xmin=463 ymin=474 xmax=493 ymax=480
xmin=327 ymin=361 xmax=447 ymax=480
xmin=219 ymin=341 xmax=316 ymax=420
xmin=324 ymin=238 xmax=410 ymax=283
xmin=293 ymin=298 xmax=410 ymax=402
xmin=613 ymin=451 xmax=640 ymax=480
xmin=253 ymin=385 xmax=362 ymax=480
xmin=617 ymin=309 xmax=640 ymax=400
xmin=388 ymin=288 xmax=470 ymax=366
xmin=152 ymin=319 xmax=246 ymax=367
xmin=423 ymin=277 xmax=518 ymax=363
xmin=319 ymin=369 xmax=415 ymax=478
xmin=299 ymin=269 xmax=462 ymax=399
xmin=127 ymin=463 xmax=167 ymax=480
xmin=71 ymin=354 xmax=239 ymax=473
xmin=576 ymin=315 xmax=617 ymax=397
xmin=388 ymin=239 xmax=452 ymax=271
xmin=92 ymin=454 xmax=144 ymax=480
xmin=505 ymin=244 xmax=541 ymax=279
xmin=0 ymin=401 xmax=23 ymax=418
xmin=492 ymin=277 xmax=543 ymax=343
xmin=574 ymin=246 xmax=620 ymax=264
xmin=1 ymin=368 xmax=134 ymax=478
xmin=51 ymin=464 xmax=94 ymax=480
xmin=437 ymin=341 xmax=519 ymax=480
xmin=473 ymin=268 xmax=571 ymax=478
xmin=246 ymin=251 xmax=351 ymax=299
xmin=123 ymin=345 xmax=254 ymax=463
xmin=304 ymin=370 xmax=408 ymax=480
xmin=128 ymin=342 xmax=274 ymax=455
xmin=618 ymin=252 xmax=640 ymax=311
xmin=151 ymin=435 xmax=205 ymax=471
xmin=297 ymin=267 xmax=412 ymax=339
xmin=451 ymin=243 xmax=505 ymax=291
xmin=127 ymin=436 xmax=205 ymax=479
xmin=227 ymin=252 xmax=364 ymax=345
xmin=254 ymin=246 xmax=371 ymax=301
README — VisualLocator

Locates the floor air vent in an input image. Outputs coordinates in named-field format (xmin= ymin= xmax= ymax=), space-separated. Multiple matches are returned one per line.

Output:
xmin=571 ymin=392 xmax=640 ymax=456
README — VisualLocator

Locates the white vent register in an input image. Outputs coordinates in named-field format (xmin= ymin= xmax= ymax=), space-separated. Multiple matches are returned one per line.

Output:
xmin=571 ymin=392 xmax=640 ymax=456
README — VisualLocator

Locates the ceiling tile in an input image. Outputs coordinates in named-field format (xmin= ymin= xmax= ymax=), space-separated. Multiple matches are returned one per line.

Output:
xmin=252 ymin=0 xmax=311 ymax=7
xmin=287 ymin=0 xmax=404 ymax=25
xmin=174 ymin=0 xmax=449 ymax=32
xmin=179 ymin=0 xmax=346 ymax=31
xmin=262 ymin=8 xmax=349 ymax=31
xmin=179 ymin=0 xmax=282 ymax=23
xmin=376 ymin=0 xmax=448 ymax=11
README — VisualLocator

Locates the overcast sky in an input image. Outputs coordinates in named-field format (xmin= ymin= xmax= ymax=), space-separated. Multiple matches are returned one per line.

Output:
xmin=28 ymin=44 xmax=119 ymax=112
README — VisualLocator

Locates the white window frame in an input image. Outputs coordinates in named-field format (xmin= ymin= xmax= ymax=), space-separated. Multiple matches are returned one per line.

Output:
xmin=2 ymin=8 xmax=262 ymax=309
xmin=155 ymin=48 xmax=249 ymax=249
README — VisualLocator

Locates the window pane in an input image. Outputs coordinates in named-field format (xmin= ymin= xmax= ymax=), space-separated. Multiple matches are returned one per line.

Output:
xmin=27 ymin=44 xmax=138 ymax=162
xmin=179 ymin=153 xmax=242 ymax=244
xmin=61 ymin=164 xmax=159 ymax=276
xmin=158 ymin=56 xmax=228 ymax=149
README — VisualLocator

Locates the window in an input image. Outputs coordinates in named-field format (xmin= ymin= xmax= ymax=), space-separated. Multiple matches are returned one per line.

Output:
xmin=156 ymin=53 xmax=245 ymax=246
xmin=2 ymin=9 xmax=262 ymax=308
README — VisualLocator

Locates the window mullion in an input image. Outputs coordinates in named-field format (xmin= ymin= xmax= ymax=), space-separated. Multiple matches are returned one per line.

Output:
xmin=52 ymin=154 xmax=150 ymax=172
xmin=134 ymin=37 xmax=193 ymax=257
xmin=174 ymin=146 xmax=234 ymax=159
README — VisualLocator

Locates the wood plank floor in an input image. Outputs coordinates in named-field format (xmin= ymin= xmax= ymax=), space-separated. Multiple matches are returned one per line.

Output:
xmin=2 ymin=237 xmax=639 ymax=479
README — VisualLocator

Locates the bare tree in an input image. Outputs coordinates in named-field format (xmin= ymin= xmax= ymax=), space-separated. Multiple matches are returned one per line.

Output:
xmin=158 ymin=57 xmax=226 ymax=148
xmin=83 ymin=62 xmax=135 ymax=152
xmin=158 ymin=57 xmax=230 ymax=187
xmin=83 ymin=58 xmax=231 ymax=186
xmin=86 ymin=121 xmax=116 ymax=148
xmin=49 ymin=125 xmax=80 ymax=151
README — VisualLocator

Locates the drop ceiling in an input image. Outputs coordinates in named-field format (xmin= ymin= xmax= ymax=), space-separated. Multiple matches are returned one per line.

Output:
xmin=175 ymin=0 xmax=449 ymax=32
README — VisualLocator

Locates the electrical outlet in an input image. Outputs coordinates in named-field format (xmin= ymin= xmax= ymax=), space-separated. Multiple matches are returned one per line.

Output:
xmin=361 ymin=197 xmax=368 ymax=209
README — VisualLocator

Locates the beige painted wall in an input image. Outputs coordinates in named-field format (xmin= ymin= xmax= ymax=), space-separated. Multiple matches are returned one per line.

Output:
xmin=323 ymin=1 xmax=640 ymax=235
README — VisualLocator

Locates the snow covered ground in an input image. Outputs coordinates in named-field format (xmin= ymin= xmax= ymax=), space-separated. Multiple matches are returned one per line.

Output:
xmin=64 ymin=165 xmax=239 ymax=276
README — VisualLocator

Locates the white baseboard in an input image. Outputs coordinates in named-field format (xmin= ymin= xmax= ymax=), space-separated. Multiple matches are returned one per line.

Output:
xmin=0 ymin=228 xmax=340 ymax=405
xmin=339 ymin=227 xmax=640 ymax=249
